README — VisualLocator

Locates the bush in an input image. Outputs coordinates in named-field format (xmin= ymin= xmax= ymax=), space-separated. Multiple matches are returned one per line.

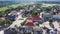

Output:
xmin=48 ymin=18 xmax=53 ymax=22
xmin=36 ymin=24 xmax=39 ymax=26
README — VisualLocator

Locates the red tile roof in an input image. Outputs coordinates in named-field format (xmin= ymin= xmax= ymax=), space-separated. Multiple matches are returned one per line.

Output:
xmin=25 ymin=17 xmax=36 ymax=26
xmin=32 ymin=15 xmax=43 ymax=21
xmin=25 ymin=22 xmax=36 ymax=26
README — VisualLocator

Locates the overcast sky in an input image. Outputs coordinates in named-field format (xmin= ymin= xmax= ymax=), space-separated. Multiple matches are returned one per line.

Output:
xmin=0 ymin=0 xmax=60 ymax=1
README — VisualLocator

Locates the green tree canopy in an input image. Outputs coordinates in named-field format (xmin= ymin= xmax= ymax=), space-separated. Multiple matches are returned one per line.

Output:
xmin=31 ymin=10 xmax=38 ymax=15
xmin=0 ymin=19 xmax=12 ymax=26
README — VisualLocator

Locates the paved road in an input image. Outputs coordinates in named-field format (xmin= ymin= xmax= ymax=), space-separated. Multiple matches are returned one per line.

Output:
xmin=9 ymin=14 xmax=27 ymax=28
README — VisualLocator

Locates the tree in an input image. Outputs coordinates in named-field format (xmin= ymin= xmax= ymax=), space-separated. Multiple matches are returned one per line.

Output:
xmin=48 ymin=18 xmax=54 ymax=28
xmin=16 ymin=6 xmax=25 ymax=9
xmin=0 ymin=19 xmax=12 ymax=27
xmin=0 ymin=11 xmax=5 ymax=17
xmin=31 ymin=10 xmax=38 ymax=15
xmin=21 ymin=18 xmax=27 ymax=26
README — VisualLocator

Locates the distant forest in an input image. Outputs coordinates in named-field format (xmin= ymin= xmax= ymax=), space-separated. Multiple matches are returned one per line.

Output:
xmin=0 ymin=1 xmax=60 ymax=7
xmin=0 ymin=1 xmax=18 ymax=7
